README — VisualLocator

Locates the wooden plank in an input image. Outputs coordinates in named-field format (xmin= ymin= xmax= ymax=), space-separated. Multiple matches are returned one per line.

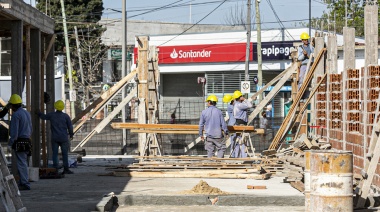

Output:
xmin=71 ymin=87 xmax=137 ymax=151
xmin=0 ymin=97 xmax=6 ymax=106
xmin=113 ymin=171 xmax=261 ymax=179
xmin=130 ymin=129 xmax=264 ymax=134
xmin=134 ymin=155 xmax=262 ymax=161
xmin=72 ymin=70 xmax=137 ymax=131
xmin=247 ymin=62 xmax=298 ymax=125
xmin=247 ymin=185 xmax=267 ymax=189
xmin=250 ymin=65 xmax=294 ymax=101
xmin=111 ymin=123 xmax=257 ymax=131
xmin=184 ymin=137 xmax=202 ymax=152
xmin=267 ymin=49 xmax=326 ymax=151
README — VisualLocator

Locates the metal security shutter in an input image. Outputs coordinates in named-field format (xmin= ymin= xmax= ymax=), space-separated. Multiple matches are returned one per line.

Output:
xmin=273 ymin=92 xmax=283 ymax=118
xmin=206 ymin=71 xmax=258 ymax=95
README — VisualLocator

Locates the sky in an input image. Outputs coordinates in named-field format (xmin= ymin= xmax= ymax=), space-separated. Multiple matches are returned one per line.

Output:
xmin=101 ymin=0 xmax=328 ymax=29
xmin=24 ymin=0 xmax=327 ymax=29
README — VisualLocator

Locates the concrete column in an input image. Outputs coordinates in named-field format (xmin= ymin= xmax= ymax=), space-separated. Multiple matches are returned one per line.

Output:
xmin=30 ymin=29 xmax=41 ymax=168
xmin=342 ymin=27 xmax=355 ymax=151
xmin=364 ymin=5 xmax=379 ymax=67
xmin=327 ymin=35 xmax=337 ymax=74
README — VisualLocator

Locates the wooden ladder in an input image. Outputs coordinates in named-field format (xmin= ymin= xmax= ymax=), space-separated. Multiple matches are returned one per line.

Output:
xmin=0 ymin=146 xmax=26 ymax=211
xmin=356 ymin=94 xmax=380 ymax=208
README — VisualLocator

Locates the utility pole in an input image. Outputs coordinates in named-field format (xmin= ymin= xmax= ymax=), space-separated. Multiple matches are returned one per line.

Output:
xmin=60 ymin=0 xmax=75 ymax=118
xmin=74 ymin=26 xmax=86 ymax=109
xmin=244 ymin=0 xmax=251 ymax=82
xmin=256 ymin=0 xmax=262 ymax=101
xmin=122 ymin=0 xmax=127 ymax=153
xmin=309 ymin=0 xmax=311 ymax=36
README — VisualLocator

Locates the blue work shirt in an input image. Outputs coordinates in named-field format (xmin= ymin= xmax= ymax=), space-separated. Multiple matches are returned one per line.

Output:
xmin=199 ymin=105 xmax=228 ymax=138
xmin=38 ymin=111 xmax=74 ymax=142
xmin=298 ymin=44 xmax=314 ymax=65
xmin=234 ymin=100 xmax=253 ymax=123
xmin=9 ymin=107 xmax=32 ymax=146
xmin=227 ymin=104 xmax=236 ymax=126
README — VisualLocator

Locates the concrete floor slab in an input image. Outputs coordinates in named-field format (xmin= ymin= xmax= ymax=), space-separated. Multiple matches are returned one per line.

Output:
xmin=19 ymin=157 xmax=304 ymax=212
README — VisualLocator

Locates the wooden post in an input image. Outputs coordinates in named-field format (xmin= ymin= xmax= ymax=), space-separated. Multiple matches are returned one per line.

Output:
xmin=45 ymin=34 xmax=55 ymax=163
xmin=137 ymin=36 xmax=149 ymax=156
xmin=30 ymin=29 xmax=41 ymax=168
xmin=11 ymin=20 xmax=23 ymax=176
xmin=25 ymin=26 xmax=31 ymax=111
xmin=342 ymin=27 xmax=355 ymax=151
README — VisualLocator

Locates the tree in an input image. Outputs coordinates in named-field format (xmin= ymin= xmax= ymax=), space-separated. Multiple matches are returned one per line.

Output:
xmin=315 ymin=0 xmax=379 ymax=37
xmin=36 ymin=0 xmax=107 ymax=109
xmin=36 ymin=0 xmax=104 ymax=53
xmin=224 ymin=1 xmax=255 ymax=30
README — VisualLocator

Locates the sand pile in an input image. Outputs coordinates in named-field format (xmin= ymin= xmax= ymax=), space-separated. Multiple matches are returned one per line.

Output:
xmin=181 ymin=180 xmax=228 ymax=195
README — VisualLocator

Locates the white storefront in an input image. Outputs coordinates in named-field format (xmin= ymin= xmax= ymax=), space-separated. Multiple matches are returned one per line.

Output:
xmin=134 ymin=27 xmax=367 ymax=119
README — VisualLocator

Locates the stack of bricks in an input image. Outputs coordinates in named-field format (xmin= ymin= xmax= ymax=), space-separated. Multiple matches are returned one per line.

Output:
xmin=345 ymin=68 xmax=363 ymax=174
xmin=315 ymin=75 xmax=327 ymax=138
xmin=329 ymin=74 xmax=343 ymax=149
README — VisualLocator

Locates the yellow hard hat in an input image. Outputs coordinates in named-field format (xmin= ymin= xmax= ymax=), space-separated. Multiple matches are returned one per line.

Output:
xmin=222 ymin=94 xmax=233 ymax=103
xmin=232 ymin=90 xmax=243 ymax=99
xmin=300 ymin=32 xmax=310 ymax=40
xmin=206 ymin=95 xmax=218 ymax=102
xmin=9 ymin=94 xmax=22 ymax=104
xmin=54 ymin=100 xmax=65 ymax=111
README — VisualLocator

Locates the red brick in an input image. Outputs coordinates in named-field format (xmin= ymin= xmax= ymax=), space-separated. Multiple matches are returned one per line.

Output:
xmin=353 ymin=156 xmax=364 ymax=168
xmin=353 ymin=145 xmax=364 ymax=157
xmin=332 ymin=141 xmax=343 ymax=150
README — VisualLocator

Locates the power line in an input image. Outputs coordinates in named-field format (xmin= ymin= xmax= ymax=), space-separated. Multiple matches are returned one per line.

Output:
xmin=159 ymin=0 xmax=228 ymax=46
xmin=265 ymin=0 xmax=295 ymax=40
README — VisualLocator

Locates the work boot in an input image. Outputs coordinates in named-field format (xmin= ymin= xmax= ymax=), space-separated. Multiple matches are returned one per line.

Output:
xmin=63 ymin=169 xmax=74 ymax=174
xmin=18 ymin=184 xmax=31 ymax=190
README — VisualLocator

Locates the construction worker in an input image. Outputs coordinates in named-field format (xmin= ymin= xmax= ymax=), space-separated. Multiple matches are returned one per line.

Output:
xmin=298 ymin=32 xmax=314 ymax=90
xmin=199 ymin=95 xmax=229 ymax=158
xmin=223 ymin=94 xmax=236 ymax=156
xmin=37 ymin=100 xmax=74 ymax=174
xmin=233 ymin=90 xmax=253 ymax=125
xmin=232 ymin=90 xmax=253 ymax=158
xmin=260 ymin=111 xmax=269 ymax=142
xmin=8 ymin=94 xmax=32 ymax=190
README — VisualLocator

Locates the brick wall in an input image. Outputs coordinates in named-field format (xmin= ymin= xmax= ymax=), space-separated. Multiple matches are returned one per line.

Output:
xmin=314 ymin=66 xmax=380 ymax=187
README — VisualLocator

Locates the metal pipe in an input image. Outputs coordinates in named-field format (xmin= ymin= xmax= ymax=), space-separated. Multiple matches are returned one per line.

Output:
xmin=310 ymin=150 xmax=353 ymax=211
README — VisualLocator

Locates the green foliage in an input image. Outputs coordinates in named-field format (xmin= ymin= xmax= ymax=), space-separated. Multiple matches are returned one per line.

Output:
xmin=314 ymin=0 xmax=379 ymax=37
xmin=36 ymin=0 xmax=104 ymax=52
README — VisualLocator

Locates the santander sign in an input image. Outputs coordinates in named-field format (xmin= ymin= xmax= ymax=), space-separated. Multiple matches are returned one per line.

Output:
xmin=157 ymin=43 xmax=249 ymax=64
xmin=170 ymin=48 xmax=212 ymax=59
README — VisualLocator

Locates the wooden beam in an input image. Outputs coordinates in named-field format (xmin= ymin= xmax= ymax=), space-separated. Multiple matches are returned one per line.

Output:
xmin=71 ymin=87 xmax=137 ymax=151
xmin=250 ymin=64 xmax=293 ymax=101
xmin=267 ymin=48 xmax=326 ymax=151
xmin=247 ymin=62 xmax=297 ymax=125
xmin=73 ymin=70 xmax=137 ymax=133
xmin=113 ymin=171 xmax=261 ymax=178
xmin=131 ymin=129 xmax=265 ymax=134
xmin=0 ymin=97 xmax=6 ymax=106
xmin=111 ymin=123 xmax=256 ymax=131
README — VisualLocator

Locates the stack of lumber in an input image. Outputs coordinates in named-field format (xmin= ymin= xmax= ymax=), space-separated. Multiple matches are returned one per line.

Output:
xmin=274 ymin=134 xmax=331 ymax=192
xmin=259 ymin=157 xmax=285 ymax=175
xmin=105 ymin=156 xmax=272 ymax=179
xmin=111 ymin=123 xmax=264 ymax=134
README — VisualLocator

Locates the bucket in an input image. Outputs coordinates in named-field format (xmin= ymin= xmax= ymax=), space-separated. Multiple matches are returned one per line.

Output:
xmin=310 ymin=150 xmax=353 ymax=212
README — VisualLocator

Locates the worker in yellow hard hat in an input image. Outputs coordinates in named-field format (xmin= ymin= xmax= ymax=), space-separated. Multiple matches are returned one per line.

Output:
xmin=8 ymin=94 xmax=32 ymax=190
xmin=298 ymin=32 xmax=314 ymax=97
xmin=223 ymin=94 xmax=237 ymax=157
xmin=37 ymin=100 xmax=74 ymax=174
xmin=199 ymin=95 xmax=229 ymax=158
